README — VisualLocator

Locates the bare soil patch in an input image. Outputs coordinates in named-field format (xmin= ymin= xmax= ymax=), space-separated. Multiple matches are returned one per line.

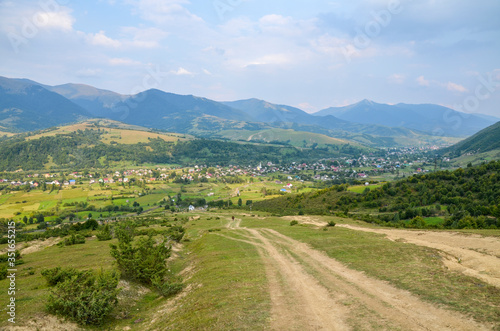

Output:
xmin=337 ymin=224 xmax=500 ymax=288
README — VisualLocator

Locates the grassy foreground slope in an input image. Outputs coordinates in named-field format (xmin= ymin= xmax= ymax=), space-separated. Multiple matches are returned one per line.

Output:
xmin=0 ymin=211 xmax=498 ymax=330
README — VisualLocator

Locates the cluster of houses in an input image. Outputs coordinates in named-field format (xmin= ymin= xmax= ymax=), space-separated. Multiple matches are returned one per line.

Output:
xmin=1 ymin=147 xmax=446 ymax=188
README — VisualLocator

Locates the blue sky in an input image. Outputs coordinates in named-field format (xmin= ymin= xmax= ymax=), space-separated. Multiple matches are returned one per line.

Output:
xmin=0 ymin=0 xmax=499 ymax=115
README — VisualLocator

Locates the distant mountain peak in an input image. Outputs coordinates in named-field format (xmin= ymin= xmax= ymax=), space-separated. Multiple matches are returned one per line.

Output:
xmin=358 ymin=99 xmax=375 ymax=105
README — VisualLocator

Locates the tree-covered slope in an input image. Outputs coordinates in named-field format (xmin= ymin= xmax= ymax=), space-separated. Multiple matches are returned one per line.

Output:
xmin=443 ymin=121 xmax=500 ymax=157
xmin=0 ymin=127 xmax=367 ymax=171
xmin=253 ymin=161 xmax=500 ymax=229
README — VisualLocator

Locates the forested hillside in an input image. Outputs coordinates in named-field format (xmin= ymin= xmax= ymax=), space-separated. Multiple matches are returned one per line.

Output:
xmin=0 ymin=129 xmax=365 ymax=171
xmin=444 ymin=121 xmax=500 ymax=157
xmin=253 ymin=161 xmax=500 ymax=229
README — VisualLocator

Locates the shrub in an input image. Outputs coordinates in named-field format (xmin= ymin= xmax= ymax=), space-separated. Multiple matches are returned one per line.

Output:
xmin=0 ymin=264 xmax=7 ymax=280
xmin=84 ymin=219 xmax=99 ymax=230
xmin=167 ymin=226 xmax=185 ymax=243
xmin=41 ymin=267 xmax=81 ymax=286
xmin=326 ymin=220 xmax=336 ymax=227
xmin=45 ymin=268 xmax=120 ymax=326
xmin=97 ymin=224 xmax=113 ymax=241
xmin=110 ymin=225 xmax=171 ymax=285
xmin=290 ymin=220 xmax=299 ymax=226
xmin=58 ymin=234 xmax=86 ymax=247
xmin=0 ymin=250 xmax=21 ymax=263
xmin=152 ymin=276 xmax=184 ymax=297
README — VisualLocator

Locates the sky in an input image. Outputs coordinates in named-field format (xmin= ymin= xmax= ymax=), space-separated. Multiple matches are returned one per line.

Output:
xmin=0 ymin=0 xmax=499 ymax=116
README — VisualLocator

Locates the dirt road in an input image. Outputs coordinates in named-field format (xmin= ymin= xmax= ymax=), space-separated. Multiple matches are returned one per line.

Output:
xmin=284 ymin=216 xmax=500 ymax=288
xmin=222 ymin=218 xmax=490 ymax=331
xmin=336 ymin=224 xmax=500 ymax=288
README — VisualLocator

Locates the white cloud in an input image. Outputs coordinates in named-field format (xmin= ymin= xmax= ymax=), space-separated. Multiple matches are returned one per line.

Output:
xmin=244 ymin=54 xmax=292 ymax=67
xmin=447 ymin=82 xmax=468 ymax=93
xmin=295 ymin=102 xmax=317 ymax=113
xmin=76 ymin=68 xmax=102 ymax=77
xmin=109 ymin=57 xmax=141 ymax=66
xmin=171 ymin=67 xmax=194 ymax=75
xmin=259 ymin=14 xmax=292 ymax=26
xmin=34 ymin=10 xmax=75 ymax=31
xmin=202 ymin=69 xmax=212 ymax=75
xmin=86 ymin=27 xmax=167 ymax=49
xmin=388 ymin=74 xmax=405 ymax=84
xmin=416 ymin=75 xmax=430 ymax=86
xmin=88 ymin=31 xmax=121 ymax=47
xmin=130 ymin=0 xmax=203 ymax=25
xmin=218 ymin=17 xmax=256 ymax=36
xmin=493 ymin=69 xmax=500 ymax=81
xmin=120 ymin=26 xmax=167 ymax=48
xmin=0 ymin=3 xmax=75 ymax=33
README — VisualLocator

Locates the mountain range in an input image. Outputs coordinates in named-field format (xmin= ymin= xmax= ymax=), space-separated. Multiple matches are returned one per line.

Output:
xmin=0 ymin=76 xmax=498 ymax=147
xmin=0 ymin=77 xmax=90 ymax=132
xmin=315 ymin=99 xmax=496 ymax=137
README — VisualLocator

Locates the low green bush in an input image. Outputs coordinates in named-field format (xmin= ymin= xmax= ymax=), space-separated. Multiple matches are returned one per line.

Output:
xmin=152 ymin=276 xmax=184 ymax=297
xmin=43 ymin=268 xmax=120 ymax=326
xmin=97 ymin=224 xmax=113 ymax=241
xmin=58 ymin=234 xmax=86 ymax=247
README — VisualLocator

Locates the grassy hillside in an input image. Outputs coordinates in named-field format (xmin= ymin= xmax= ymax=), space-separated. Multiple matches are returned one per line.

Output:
xmin=216 ymin=128 xmax=365 ymax=148
xmin=25 ymin=119 xmax=191 ymax=145
xmin=0 ymin=211 xmax=498 ymax=329
xmin=444 ymin=121 xmax=500 ymax=157
xmin=0 ymin=121 xmax=370 ymax=171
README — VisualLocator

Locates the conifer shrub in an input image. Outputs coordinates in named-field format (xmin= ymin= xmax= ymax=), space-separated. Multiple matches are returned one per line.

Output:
xmin=43 ymin=267 xmax=120 ymax=326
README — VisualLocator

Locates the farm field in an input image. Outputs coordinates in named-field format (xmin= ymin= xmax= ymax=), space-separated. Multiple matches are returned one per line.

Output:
xmin=1 ymin=210 xmax=499 ymax=330
xmin=25 ymin=119 xmax=191 ymax=145
xmin=0 ymin=177 xmax=307 ymax=222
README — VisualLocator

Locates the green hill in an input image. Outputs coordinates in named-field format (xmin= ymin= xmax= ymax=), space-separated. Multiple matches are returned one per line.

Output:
xmin=215 ymin=128 xmax=368 ymax=148
xmin=0 ymin=121 xmax=370 ymax=171
xmin=444 ymin=121 xmax=500 ymax=157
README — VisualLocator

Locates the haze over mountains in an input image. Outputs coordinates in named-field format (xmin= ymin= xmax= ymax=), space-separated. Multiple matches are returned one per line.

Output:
xmin=0 ymin=77 xmax=90 ymax=132
xmin=316 ymin=100 xmax=496 ymax=137
xmin=0 ymin=76 xmax=498 ymax=147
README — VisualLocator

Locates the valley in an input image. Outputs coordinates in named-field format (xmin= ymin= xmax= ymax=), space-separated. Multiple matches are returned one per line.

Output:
xmin=0 ymin=99 xmax=498 ymax=329
xmin=0 ymin=141 xmax=499 ymax=329
xmin=2 ymin=0 xmax=499 ymax=329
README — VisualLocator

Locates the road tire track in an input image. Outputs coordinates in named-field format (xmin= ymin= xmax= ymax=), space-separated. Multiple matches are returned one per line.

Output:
xmin=221 ymin=219 xmax=492 ymax=330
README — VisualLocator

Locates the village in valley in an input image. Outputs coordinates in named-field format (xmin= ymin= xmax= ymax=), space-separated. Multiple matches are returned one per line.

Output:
xmin=2 ymin=146 xmax=446 ymax=191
